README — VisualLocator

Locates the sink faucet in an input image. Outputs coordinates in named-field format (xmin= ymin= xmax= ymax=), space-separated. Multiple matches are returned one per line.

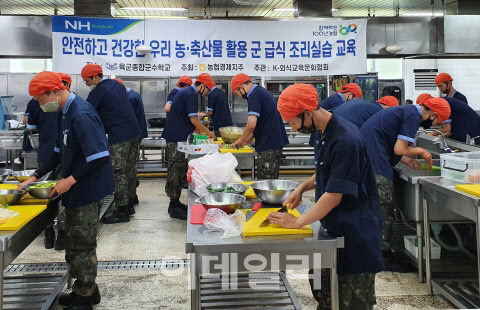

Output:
xmin=414 ymin=129 xmax=453 ymax=153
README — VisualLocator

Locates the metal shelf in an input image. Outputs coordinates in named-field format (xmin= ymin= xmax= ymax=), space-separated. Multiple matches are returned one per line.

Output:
xmin=432 ymin=279 xmax=480 ymax=309
xmin=199 ymin=272 xmax=301 ymax=310
xmin=1 ymin=273 xmax=67 ymax=310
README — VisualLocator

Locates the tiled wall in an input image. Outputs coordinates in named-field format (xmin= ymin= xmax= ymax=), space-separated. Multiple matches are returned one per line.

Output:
xmin=437 ymin=59 xmax=480 ymax=110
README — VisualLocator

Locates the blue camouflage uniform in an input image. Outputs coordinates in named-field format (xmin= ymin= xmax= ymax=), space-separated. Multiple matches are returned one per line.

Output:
xmin=87 ymin=78 xmax=140 ymax=208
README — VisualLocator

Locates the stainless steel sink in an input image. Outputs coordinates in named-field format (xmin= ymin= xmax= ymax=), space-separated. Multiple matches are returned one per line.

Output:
xmin=394 ymin=159 xmax=466 ymax=222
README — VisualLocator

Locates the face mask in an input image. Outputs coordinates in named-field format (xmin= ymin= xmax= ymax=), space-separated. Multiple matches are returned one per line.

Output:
xmin=420 ymin=117 xmax=433 ymax=129
xmin=298 ymin=111 xmax=316 ymax=134
xmin=40 ymin=94 xmax=60 ymax=113
xmin=239 ymin=87 xmax=248 ymax=100
xmin=41 ymin=101 xmax=60 ymax=113
xmin=441 ymin=83 xmax=450 ymax=95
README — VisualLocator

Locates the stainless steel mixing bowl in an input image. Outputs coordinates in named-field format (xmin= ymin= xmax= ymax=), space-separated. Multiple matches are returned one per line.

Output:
xmin=27 ymin=181 xmax=57 ymax=199
xmin=0 ymin=190 xmax=26 ymax=205
xmin=251 ymin=180 xmax=299 ymax=205
xmin=207 ymin=182 xmax=248 ymax=196
xmin=30 ymin=134 xmax=40 ymax=149
xmin=12 ymin=170 xmax=50 ymax=182
xmin=195 ymin=193 xmax=246 ymax=214
xmin=0 ymin=169 xmax=13 ymax=183
xmin=219 ymin=126 xmax=244 ymax=144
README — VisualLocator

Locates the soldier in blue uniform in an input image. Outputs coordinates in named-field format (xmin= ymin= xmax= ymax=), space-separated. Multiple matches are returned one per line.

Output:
xmin=230 ymin=73 xmax=289 ymax=180
xmin=207 ymin=82 xmax=233 ymax=137
xmin=20 ymin=71 xmax=115 ymax=310
xmin=161 ymin=73 xmax=216 ymax=220
xmin=27 ymin=89 xmax=66 ymax=250
xmin=270 ymin=84 xmax=383 ymax=309
xmin=334 ymin=96 xmax=398 ymax=128
xmin=321 ymin=83 xmax=363 ymax=111
xmin=115 ymin=79 xmax=148 ymax=208
xmin=419 ymin=93 xmax=480 ymax=144
xmin=165 ymin=76 xmax=192 ymax=113
xmin=360 ymin=98 xmax=451 ymax=270
xmin=22 ymin=99 xmax=37 ymax=152
xmin=435 ymin=72 xmax=468 ymax=104
xmin=81 ymin=64 xmax=140 ymax=224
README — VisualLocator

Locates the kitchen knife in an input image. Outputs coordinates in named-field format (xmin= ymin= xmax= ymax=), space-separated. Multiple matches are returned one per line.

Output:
xmin=245 ymin=202 xmax=262 ymax=221
xmin=259 ymin=205 xmax=289 ymax=227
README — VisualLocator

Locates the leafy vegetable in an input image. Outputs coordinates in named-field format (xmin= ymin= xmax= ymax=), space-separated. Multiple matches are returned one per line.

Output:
xmin=221 ymin=144 xmax=242 ymax=150
xmin=31 ymin=182 xmax=56 ymax=189
xmin=208 ymin=186 xmax=238 ymax=193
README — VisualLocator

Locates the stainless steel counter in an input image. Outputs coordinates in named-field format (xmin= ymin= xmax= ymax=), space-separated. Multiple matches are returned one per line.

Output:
xmin=394 ymin=159 xmax=473 ymax=282
xmin=186 ymin=189 xmax=344 ymax=310
xmin=420 ymin=177 xmax=480 ymax=308
xmin=0 ymin=201 xmax=58 ymax=308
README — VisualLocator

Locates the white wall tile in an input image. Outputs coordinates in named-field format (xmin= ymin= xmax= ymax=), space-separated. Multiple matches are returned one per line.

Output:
xmin=437 ymin=59 xmax=480 ymax=110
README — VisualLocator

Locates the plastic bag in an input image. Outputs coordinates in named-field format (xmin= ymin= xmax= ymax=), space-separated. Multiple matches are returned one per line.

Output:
xmin=203 ymin=208 xmax=246 ymax=238
xmin=188 ymin=151 xmax=243 ymax=196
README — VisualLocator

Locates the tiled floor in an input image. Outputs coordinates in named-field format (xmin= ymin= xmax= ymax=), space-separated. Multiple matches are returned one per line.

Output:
xmin=13 ymin=177 xmax=455 ymax=309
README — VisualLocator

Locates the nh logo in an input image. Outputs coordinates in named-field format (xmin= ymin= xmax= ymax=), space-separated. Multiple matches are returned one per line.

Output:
xmin=65 ymin=20 xmax=90 ymax=31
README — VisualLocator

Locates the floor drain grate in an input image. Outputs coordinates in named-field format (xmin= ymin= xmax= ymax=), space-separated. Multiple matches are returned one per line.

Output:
xmin=5 ymin=259 xmax=189 ymax=273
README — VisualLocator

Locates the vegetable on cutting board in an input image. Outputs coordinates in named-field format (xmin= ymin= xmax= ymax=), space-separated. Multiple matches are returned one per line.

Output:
xmin=0 ymin=208 xmax=19 ymax=224
xmin=221 ymin=144 xmax=241 ymax=150
xmin=421 ymin=164 xmax=441 ymax=171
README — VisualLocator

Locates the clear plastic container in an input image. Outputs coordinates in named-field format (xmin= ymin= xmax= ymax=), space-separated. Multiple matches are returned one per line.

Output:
xmin=440 ymin=151 xmax=480 ymax=183
xmin=404 ymin=235 xmax=441 ymax=259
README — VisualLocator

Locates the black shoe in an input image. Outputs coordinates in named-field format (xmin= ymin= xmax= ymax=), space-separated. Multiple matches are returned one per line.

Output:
xmin=128 ymin=199 xmax=135 ymax=216
xmin=55 ymin=230 xmax=66 ymax=251
xmin=133 ymin=195 xmax=139 ymax=205
xmin=101 ymin=208 xmax=130 ymax=224
xmin=64 ymin=294 xmax=93 ymax=310
xmin=59 ymin=286 xmax=101 ymax=306
xmin=44 ymin=227 xmax=55 ymax=249
xmin=168 ymin=200 xmax=187 ymax=220
xmin=181 ymin=180 xmax=188 ymax=189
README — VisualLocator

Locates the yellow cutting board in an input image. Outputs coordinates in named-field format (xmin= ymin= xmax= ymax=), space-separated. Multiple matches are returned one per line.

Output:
xmin=239 ymin=181 xmax=256 ymax=199
xmin=20 ymin=198 xmax=51 ymax=205
xmin=0 ymin=184 xmax=50 ymax=203
xmin=0 ymin=184 xmax=19 ymax=190
xmin=0 ymin=205 xmax=47 ymax=230
xmin=456 ymin=184 xmax=480 ymax=197
xmin=219 ymin=145 xmax=254 ymax=154
xmin=243 ymin=207 xmax=313 ymax=237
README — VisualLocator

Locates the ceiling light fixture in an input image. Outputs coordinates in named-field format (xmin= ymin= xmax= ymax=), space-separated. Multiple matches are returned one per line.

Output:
xmin=273 ymin=8 xmax=297 ymax=12
xmin=401 ymin=12 xmax=444 ymax=17
xmin=233 ymin=0 xmax=266 ymax=5
xmin=122 ymin=7 xmax=188 ymax=11
xmin=135 ymin=1 xmax=152 ymax=55
xmin=128 ymin=16 xmax=189 ymax=19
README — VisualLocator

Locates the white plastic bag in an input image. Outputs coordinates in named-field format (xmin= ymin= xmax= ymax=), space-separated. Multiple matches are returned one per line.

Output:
xmin=203 ymin=208 xmax=246 ymax=238
xmin=187 ymin=151 xmax=243 ymax=196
